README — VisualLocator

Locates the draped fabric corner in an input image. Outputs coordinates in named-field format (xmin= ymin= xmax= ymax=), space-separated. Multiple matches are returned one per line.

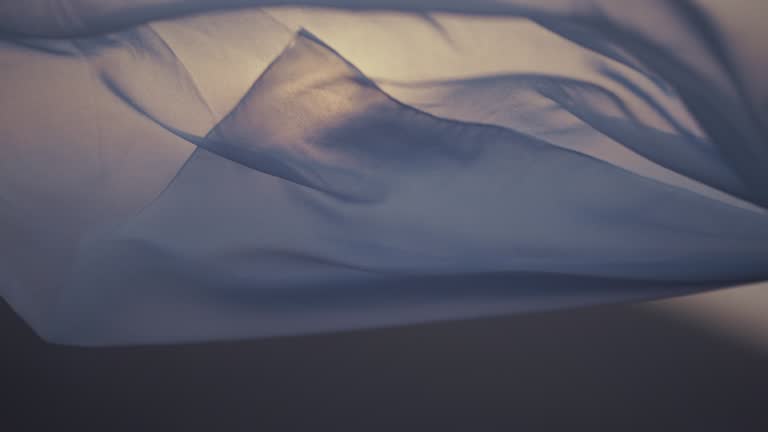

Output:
xmin=0 ymin=0 xmax=766 ymax=346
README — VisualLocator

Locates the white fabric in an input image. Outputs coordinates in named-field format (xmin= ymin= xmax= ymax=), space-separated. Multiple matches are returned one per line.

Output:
xmin=0 ymin=1 xmax=766 ymax=345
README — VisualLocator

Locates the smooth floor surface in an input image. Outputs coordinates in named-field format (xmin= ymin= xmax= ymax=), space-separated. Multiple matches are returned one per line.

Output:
xmin=3 ymin=286 xmax=767 ymax=431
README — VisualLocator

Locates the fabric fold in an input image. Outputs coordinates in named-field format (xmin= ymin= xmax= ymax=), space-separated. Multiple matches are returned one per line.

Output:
xmin=1 ymin=1 xmax=767 ymax=346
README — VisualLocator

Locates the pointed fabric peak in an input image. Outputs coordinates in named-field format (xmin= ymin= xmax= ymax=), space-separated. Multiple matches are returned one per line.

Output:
xmin=202 ymin=30 xmax=488 ymax=202
xmin=1 ymin=4 xmax=767 ymax=346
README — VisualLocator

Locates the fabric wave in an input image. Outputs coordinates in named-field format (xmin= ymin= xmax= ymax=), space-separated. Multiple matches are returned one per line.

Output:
xmin=0 ymin=1 xmax=766 ymax=345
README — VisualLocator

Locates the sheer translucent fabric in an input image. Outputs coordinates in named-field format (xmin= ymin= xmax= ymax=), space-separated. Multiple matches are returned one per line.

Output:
xmin=1 ymin=0 xmax=766 ymax=345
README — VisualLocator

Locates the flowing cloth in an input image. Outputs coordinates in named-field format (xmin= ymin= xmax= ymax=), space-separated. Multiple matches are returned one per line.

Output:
xmin=1 ymin=0 xmax=767 ymax=345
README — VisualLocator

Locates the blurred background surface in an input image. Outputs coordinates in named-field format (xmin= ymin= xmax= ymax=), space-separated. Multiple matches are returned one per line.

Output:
xmin=2 ymin=282 xmax=766 ymax=431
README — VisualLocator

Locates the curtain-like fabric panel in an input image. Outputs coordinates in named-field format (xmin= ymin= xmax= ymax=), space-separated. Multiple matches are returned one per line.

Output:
xmin=1 ymin=1 xmax=766 ymax=345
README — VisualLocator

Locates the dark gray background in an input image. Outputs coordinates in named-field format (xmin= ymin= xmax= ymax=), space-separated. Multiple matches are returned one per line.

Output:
xmin=2 ymin=293 xmax=767 ymax=432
